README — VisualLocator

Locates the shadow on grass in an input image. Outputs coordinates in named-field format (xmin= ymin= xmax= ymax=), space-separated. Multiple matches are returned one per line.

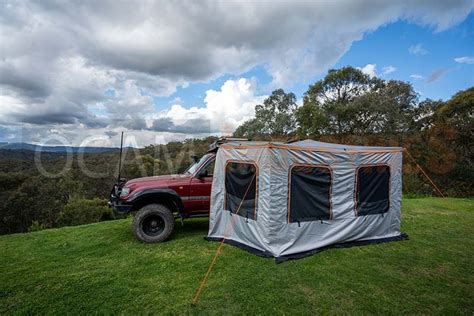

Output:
xmin=112 ymin=217 xmax=209 ymax=244
xmin=172 ymin=218 xmax=209 ymax=241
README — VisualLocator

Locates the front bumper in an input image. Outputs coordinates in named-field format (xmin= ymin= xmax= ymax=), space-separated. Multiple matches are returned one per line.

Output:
xmin=109 ymin=184 xmax=132 ymax=214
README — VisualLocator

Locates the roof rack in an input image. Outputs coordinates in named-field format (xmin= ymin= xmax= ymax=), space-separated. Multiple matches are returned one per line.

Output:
xmin=285 ymin=138 xmax=304 ymax=144
xmin=208 ymin=137 xmax=250 ymax=152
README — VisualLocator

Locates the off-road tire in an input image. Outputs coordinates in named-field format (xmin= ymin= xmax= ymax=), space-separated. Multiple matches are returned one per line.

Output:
xmin=133 ymin=204 xmax=175 ymax=243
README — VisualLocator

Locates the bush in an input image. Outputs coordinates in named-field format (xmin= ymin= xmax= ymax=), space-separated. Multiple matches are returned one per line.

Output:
xmin=403 ymin=173 xmax=436 ymax=197
xmin=0 ymin=176 xmax=85 ymax=234
xmin=28 ymin=220 xmax=47 ymax=232
xmin=58 ymin=198 xmax=115 ymax=227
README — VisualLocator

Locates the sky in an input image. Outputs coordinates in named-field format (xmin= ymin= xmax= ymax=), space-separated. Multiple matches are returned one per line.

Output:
xmin=0 ymin=0 xmax=473 ymax=147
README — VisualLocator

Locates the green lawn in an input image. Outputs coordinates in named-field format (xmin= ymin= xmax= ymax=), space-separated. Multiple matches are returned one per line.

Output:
xmin=1 ymin=198 xmax=473 ymax=314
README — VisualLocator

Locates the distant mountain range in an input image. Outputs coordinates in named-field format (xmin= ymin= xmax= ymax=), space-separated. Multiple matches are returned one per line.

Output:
xmin=0 ymin=142 xmax=124 ymax=153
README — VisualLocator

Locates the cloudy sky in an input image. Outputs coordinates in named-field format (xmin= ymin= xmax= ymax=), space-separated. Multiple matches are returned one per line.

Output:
xmin=1 ymin=0 xmax=473 ymax=147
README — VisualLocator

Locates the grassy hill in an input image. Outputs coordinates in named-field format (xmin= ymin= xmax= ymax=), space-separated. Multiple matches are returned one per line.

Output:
xmin=1 ymin=198 xmax=473 ymax=314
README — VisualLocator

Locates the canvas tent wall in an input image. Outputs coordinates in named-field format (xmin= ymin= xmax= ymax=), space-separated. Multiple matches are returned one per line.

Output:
xmin=207 ymin=139 xmax=407 ymax=261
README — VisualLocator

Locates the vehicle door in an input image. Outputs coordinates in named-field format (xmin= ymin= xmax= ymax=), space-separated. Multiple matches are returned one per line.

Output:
xmin=188 ymin=156 xmax=215 ymax=213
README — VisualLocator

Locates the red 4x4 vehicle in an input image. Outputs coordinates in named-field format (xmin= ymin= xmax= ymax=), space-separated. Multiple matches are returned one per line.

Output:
xmin=109 ymin=149 xmax=216 ymax=243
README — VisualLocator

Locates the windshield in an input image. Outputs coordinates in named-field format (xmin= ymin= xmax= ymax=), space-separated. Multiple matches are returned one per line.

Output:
xmin=184 ymin=153 xmax=213 ymax=175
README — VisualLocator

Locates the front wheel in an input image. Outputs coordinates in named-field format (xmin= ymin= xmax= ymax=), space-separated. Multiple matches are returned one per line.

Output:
xmin=133 ymin=204 xmax=175 ymax=243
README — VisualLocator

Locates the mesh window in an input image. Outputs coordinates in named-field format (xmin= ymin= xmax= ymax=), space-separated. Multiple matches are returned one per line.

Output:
xmin=289 ymin=165 xmax=332 ymax=223
xmin=225 ymin=162 xmax=257 ymax=220
xmin=356 ymin=165 xmax=390 ymax=216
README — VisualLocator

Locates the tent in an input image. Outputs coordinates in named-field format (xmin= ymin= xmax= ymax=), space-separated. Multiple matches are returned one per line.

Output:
xmin=207 ymin=139 xmax=408 ymax=262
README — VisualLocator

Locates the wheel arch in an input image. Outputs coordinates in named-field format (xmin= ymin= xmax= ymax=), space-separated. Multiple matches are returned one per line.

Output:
xmin=128 ymin=189 xmax=184 ymax=216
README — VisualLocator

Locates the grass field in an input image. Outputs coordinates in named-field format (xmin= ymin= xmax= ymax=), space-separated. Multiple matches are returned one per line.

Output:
xmin=1 ymin=198 xmax=473 ymax=314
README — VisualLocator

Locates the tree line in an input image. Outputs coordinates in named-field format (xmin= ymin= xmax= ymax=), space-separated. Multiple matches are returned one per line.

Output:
xmin=234 ymin=66 xmax=472 ymax=198
xmin=0 ymin=138 xmax=216 ymax=235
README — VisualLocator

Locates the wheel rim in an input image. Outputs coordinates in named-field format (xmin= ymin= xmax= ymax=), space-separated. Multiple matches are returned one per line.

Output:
xmin=142 ymin=214 xmax=165 ymax=237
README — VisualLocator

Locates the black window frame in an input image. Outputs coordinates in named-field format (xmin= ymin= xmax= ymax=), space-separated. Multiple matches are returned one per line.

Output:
xmin=224 ymin=160 xmax=258 ymax=220
xmin=287 ymin=164 xmax=333 ymax=223
xmin=354 ymin=164 xmax=391 ymax=216
xmin=196 ymin=157 xmax=215 ymax=177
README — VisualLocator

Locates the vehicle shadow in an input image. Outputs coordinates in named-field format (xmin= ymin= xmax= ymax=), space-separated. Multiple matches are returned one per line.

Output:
xmin=172 ymin=218 xmax=209 ymax=241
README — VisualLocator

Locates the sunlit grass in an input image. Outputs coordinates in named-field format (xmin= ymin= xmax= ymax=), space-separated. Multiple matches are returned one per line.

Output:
xmin=1 ymin=198 xmax=473 ymax=314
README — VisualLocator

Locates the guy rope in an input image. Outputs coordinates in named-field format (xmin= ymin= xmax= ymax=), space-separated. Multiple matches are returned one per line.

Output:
xmin=403 ymin=148 xmax=445 ymax=198
xmin=191 ymin=173 xmax=257 ymax=306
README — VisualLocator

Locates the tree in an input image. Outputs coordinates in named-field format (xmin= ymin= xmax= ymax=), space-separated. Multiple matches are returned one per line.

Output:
xmin=436 ymin=87 xmax=473 ymax=165
xmin=351 ymin=80 xmax=418 ymax=136
xmin=297 ymin=66 xmax=383 ymax=139
xmin=233 ymin=118 xmax=265 ymax=139
xmin=1 ymin=176 xmax=84 ymax=234
xmin=407 ymin=99 xmax=443 ymax=132
xmin=295 ymin=102 xmax=327 ymax=138
xmin=296 ymin=67 xmax=421 ymax=140
xmin=234 ymin=89 xmax=297 ymax=138
xmin=306 ymin=66 xmax=382 ymax=104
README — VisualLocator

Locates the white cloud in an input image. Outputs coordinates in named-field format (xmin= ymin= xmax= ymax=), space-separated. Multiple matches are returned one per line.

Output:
xmin=37 ymin=78 xmax=265 ymax=146
xmin=359 ymin=64 xmax=377 ymax=78
xmin=409 ymin=43 xmax=428 ymax=55
xmin=151 ymin=78 xmax=266 ymax=135
xmin=358 ymin=64 xmax=396 ymax=78
xmin=410 ymin=74 xmax=424 ymax=80
xmin=1 ymin=0 xmax=473 ymax=145
xmin=204 ymin=79 xmax=266 ymax=133
xmin=382 ymin=66 xmax=397 ymax=75
xmin=454 ymin=56 xmax=474 ymax=64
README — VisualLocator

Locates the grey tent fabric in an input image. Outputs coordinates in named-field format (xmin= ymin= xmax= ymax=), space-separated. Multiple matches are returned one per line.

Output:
xmin=207 ymin=140 xmax=405 ymax=260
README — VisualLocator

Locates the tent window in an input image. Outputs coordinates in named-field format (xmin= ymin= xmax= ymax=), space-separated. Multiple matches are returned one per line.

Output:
xmin=355 ymin=165 xmax=390 ymax=216
xmin=288 ymin=165 xmax=332 ymax=223
xmin=224 ymin=161 xmax=258 ymax=220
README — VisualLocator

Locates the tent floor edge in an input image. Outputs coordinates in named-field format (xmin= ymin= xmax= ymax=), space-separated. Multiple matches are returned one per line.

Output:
xmin=204 ymin=236 xmax=273 ymax=258
xmin=275 ymin=233 xmax=409 ymax=263
xmin=205 ymin=233 xmax=408 ymax=264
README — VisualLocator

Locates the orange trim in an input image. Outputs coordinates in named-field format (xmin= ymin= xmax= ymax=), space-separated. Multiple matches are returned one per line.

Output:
xmin=220 ymin=143 xmax=403 ymax=154
xmin=354 ymin=164 xmax=391 ymax=217
xmin=287 ymin=164 xmax=333 ymax=223
xmin=223 ymin=160 xmax=259 ymax=220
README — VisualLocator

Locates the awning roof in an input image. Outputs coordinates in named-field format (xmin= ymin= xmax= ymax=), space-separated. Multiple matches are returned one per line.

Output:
xmin=220 ymin=139 xmax=402 ymax=153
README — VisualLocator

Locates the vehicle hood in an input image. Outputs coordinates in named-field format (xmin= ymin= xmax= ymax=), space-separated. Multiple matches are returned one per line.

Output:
xmin=124 ymin=174 xmax=190 ymax=191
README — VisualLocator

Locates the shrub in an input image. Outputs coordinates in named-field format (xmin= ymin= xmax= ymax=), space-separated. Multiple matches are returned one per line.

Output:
xmin=58 ymin=198 xmax=115 ymax=227
xmin=403 ymin=173 xmax=436 ymax=197
xmin=28 ymin=220 xmax=46 ymax=232
xmin=1 ymin=176 xmax=84 ymax=234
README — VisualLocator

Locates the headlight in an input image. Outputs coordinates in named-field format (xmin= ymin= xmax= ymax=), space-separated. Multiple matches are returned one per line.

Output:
xmin=119 ymin=187 xmax=130 ymax=197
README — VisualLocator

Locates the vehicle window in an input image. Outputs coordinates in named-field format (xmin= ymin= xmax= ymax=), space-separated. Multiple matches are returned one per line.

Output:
xmin=203 ymin=160 xmax=215 ymax=177
xmin=224 ymin=161 xmax=258 ymax=220
xmin=185 ymin=153 xmax=213 ymax=175
xmin=288 ymin=165 xmax=332 ymax=223
xmin=355 ymin=165 xmax=390 ymax=216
